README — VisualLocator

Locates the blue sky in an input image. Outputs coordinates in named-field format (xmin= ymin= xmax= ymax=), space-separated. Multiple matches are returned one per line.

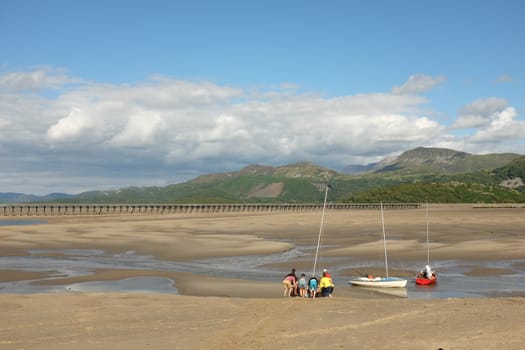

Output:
xmin=1 ymin=0 xmax=524 ymax=194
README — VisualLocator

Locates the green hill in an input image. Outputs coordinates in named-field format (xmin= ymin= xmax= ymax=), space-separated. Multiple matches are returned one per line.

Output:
xmin=41 ymin=147 xmax=525 ymax=204
xmin=344 ymin=182 xmax=525 ymax=204
xmin=369 ymin=147 xmax=521 ymax=175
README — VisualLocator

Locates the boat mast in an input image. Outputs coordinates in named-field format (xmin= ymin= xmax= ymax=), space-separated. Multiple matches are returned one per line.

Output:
xmin=426 ymin=201 xmax=430 ymax=266
xmin=380 ymin=201 xmax=389 ymax=278
xmin=312 ymin=184 xmax=329 ymax=277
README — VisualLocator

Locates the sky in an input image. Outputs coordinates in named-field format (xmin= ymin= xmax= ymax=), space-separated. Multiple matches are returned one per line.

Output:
xmin=1 ymin=0 xmax=524 ymax=195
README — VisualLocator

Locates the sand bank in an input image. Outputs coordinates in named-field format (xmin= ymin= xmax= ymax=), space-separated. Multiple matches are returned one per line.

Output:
xmin=1 ymin=205 xmax=525 ymax=348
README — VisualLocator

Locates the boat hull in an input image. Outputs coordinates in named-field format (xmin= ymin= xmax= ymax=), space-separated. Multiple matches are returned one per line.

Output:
xmin=415 ymin=276 xmax=437 ymax=285
xmin=349 ymin=277 xmax=407 ymax=288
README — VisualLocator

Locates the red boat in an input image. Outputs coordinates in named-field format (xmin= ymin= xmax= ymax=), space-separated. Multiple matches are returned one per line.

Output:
xmin=415 ymin=272 xmax=437 ymax=285
xmin=415 ymin=203 xmax=438 ymax=286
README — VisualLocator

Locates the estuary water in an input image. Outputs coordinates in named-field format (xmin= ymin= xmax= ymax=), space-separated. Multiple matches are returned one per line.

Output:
xmin=1 ymin=247 xmax=524 ymax=298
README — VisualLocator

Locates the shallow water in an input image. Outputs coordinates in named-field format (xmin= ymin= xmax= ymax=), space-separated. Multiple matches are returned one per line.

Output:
xmin=1 ymin=248 xmax=524 ymax=297
xmin=0 ymin=219 xmax=48 ymax=226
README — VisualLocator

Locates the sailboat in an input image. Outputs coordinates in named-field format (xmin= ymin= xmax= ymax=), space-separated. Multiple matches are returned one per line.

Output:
xmin=309 ymin=184 xmax=335 ymax=297
xmin=311 ymin=184 xmax=330 ymax=278
xmin=349 ymin=202 xmax=407 ymax=288
xmin=415 ymin=202 xmax=437 ymax=285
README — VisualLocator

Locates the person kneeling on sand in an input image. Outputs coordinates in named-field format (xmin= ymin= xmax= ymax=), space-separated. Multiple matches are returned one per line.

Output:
xmin=319 ymin=271 xmax=334 ymax=298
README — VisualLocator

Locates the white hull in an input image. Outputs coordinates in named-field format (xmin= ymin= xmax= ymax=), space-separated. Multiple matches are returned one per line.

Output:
xmin=349 ymin=276 xmax=407 ymax=288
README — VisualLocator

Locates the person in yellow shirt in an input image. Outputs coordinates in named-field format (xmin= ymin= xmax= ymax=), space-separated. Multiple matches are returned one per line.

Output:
xmin=319 ymin=271 xmax=334 ymax=298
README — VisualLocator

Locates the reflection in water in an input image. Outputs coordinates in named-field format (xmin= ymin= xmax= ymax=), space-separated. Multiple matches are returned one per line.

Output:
xmin=0 ymin=219 xmax=48 ymax=226
xmin=0 ymin=248 xmax=524 ymax=298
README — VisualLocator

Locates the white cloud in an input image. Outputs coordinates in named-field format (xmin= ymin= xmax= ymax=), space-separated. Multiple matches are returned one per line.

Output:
xmin=469 ymin=107 xmax=525 ymax=143
xmin=0 ymin=67 xmax=76 ymax=91
xmin=0 ymin=67 xmax=523 ymax=194
xmin=392 ymin=74 xmax=446 ymax=95
xmin=46 ymin=107 xmax=100 ymax=142
xmin=453 ymin=98 xmax=508 ymax=129
xmin=110 ymin=112 xmax=165 ymax=147
xmin=0 ymin=116 xmax=11 ymax=128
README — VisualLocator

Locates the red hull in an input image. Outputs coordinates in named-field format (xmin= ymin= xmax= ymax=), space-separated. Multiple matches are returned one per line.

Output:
xmin=415 ymin=276 xmax=437 ymax=285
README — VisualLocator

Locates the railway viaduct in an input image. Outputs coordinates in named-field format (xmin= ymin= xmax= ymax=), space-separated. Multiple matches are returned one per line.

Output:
xmin=1 ymin=203 xmax=420 ymax=216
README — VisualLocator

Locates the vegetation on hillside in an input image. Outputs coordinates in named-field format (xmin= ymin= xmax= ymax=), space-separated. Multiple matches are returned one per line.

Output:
xmin=5 ymin=148 xmax=522 ymax=205
xmin=343 ymin=182 xmax=525 ymax=204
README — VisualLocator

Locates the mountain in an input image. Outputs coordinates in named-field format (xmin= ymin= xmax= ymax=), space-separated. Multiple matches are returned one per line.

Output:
xmin=342 ymin=147 xmax=521 ymax=175
xmin=342 ymin=156 xmax=398 ymax=174
xmin=341 ymin=151 xmax=525 ymax=203
xmin=0 ymin=192 xmax=74 ymax=204
xmin=66 ymin=162 xmax=341 ymax=204
xmin=3 ymin=148 xmax=525 ymax=204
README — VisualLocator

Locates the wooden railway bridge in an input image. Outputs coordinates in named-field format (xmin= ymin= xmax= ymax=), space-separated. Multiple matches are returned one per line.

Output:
xmin=1 ymin=203 xmax=420 ymax=216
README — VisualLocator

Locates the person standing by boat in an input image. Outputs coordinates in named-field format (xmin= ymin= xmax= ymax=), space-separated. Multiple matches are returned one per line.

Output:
xmin=319 ymin=271 xmax=334 ymax=298
xmin=308 ymin=276 xmax=319 ymax=298
xmin=298 ymin=274 xmax=308 ymax=297
xmin=282 ymin=268 xmax=297 ymax=297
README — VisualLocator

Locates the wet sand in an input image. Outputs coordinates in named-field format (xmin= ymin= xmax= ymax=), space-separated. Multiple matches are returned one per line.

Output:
xmin=1 ymin=204 xmax=525 ymax=349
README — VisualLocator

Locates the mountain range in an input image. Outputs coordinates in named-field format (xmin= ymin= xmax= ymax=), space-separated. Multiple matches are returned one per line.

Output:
xmin=1 ymin=147 xmax=524 ymax=204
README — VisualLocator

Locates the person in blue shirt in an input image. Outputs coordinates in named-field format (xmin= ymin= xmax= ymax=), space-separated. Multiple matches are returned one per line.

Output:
xmin=308 ymin=276 xmax=319 ymax=298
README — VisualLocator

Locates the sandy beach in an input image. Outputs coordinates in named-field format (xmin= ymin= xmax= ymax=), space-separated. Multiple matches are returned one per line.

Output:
xmin=1 ymin=204 xmax=525 ymax=349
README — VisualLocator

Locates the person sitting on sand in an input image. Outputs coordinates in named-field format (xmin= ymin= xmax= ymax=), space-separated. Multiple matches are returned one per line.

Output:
xmin=308 ymin=276 xmax=319 ymax=298
xmin=282 ymin=268 xmax=297 ymax=297
xmin=319 ymin=271 xmax=334 ymax=298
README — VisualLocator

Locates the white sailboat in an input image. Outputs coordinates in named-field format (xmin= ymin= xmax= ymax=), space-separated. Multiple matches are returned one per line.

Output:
xmin=349 ymin=201 xmax=407 ymax=288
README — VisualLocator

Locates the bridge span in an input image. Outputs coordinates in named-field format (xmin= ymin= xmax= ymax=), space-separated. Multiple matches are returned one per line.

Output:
xmin=1 ymin=203 xmax=420 ymax=216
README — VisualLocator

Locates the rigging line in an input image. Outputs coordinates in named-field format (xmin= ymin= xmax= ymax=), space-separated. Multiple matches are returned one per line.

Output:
xmin=312 ymin=184 xmax=329 ymax=278
xmin=426 ymin=201 xmax=430 ymax=266
xmin=380 ymin=201 xmax=389 ymax=278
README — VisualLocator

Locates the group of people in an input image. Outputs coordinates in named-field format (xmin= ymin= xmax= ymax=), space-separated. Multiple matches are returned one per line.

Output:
xmin=282 ymin=268 xmax=335 ymax=298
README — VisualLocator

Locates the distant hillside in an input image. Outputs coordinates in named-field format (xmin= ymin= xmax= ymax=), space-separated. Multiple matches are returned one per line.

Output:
xmin=61 ymin=163 xmax=342 ymax=204
xmin=492 ymin=155 xmax=525 ymax=179
xmin=0 ymin=192 xmax=73 ymax=204
xmin=5 ymin=147 xmax=525 ymax=205
xmin=340 ymin=152 xmax=525 ymax=203
xmin=342 ymin=147 xmax=521 ymax=175
xmin=344 ymin=182 xmax=525 ymax=204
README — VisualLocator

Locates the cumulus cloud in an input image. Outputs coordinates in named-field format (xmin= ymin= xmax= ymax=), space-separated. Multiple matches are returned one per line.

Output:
xmin=0 ymin=67 xmax=77 ymax=91
xmin=392 ymin=74 xmax=446 ymax=95
xmin=469 ymin=107 xmax=525 ymax=143
xmin=453 ymin=98 xmax=508 ymax=129
xmin=110 ymin=112 xmax=165 ymax=147
xmin=0 ymin=67 xmax=523 ymax=194
xmin=46 ymin=107 xmax=105 ymax=146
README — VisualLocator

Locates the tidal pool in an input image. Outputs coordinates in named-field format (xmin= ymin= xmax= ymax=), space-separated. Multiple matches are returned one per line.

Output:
xmin=0 ymin=248 xmax=524 ymax=298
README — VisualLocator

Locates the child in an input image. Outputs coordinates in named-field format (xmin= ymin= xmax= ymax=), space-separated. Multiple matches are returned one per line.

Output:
xmin=298 ymin=274 xmax=308 ymax=297
xmin=308 ymin=276 xmax=319 ymax=299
